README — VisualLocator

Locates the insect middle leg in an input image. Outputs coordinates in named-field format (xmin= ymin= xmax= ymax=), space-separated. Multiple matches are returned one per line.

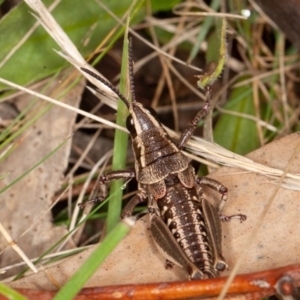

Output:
xmin=78 ymin=170 xmax=136 ymax=208
xmin=121 ymin=191 xmax=147 ymax=219
xmin=196 ymin=176 xmax=246 ymax=222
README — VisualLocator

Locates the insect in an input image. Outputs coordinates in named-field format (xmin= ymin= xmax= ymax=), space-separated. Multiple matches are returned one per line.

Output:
xmin=80 ymin=38 xmax=246 ymax=280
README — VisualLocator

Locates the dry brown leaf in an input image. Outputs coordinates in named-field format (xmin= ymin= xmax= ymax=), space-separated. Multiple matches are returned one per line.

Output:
xmin=219 ymin=132 xmax=300 ymax=275
xmin=0 ymin=77 xmax=85 ymax=278
xmin=5 ymin=132 xmax=300 ymax=289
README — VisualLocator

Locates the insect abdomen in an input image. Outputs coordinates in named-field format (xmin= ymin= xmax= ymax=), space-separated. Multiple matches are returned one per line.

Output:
xmin=157 ymin=178 xmax=217 ymax=278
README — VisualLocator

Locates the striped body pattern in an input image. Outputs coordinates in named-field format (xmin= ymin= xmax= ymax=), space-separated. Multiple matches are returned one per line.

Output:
xmin=157 ymin=177 xmax=218 ymax=278
xmin=128 ymin=103 xmax=226 ymax=278
xmin=80 ymin=39 xmax=246 ymax=280
xmin=120 ymin=93 xmax=225 ymax=278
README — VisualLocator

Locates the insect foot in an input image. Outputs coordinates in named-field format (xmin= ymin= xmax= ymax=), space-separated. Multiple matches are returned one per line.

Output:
xmin=220 ymin=214 xmax=247 ymax=223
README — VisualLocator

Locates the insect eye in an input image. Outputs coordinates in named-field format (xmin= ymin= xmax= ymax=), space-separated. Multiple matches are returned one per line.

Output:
xmin=126 ymin=115 xmax=136 ymax=136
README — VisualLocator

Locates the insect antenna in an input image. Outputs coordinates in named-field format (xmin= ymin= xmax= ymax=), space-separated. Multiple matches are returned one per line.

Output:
xmin=81 ymin=67 xmax=130 ymax=108
xmin=128 ymin=37 xmax=137 ymax=103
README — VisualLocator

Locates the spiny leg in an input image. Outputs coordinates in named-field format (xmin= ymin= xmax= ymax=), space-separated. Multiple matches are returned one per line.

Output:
xmin=177 ymin=85 xmax=212 ymax=150
xmin=196 ymin=176 xmax=228 ymax=212
xmin=196 ymin=176 xmax=246 ymax=222
xmin=78 ymin=170 xmax=136 ymax=208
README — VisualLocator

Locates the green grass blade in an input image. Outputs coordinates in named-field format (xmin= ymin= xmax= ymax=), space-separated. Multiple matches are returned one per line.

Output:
xmin=53 ymin=219 xmax=133 ymax=300
xmin=106 ymin=31 xmax=130 ymax=233
xmin=196 ymin=18 xmax=226 ymax=90
xmin=214 ymin=80 xmax=259 ymax=155
xmin=14 ymin=195 xmax=113 ymax=280
xmin=0 ymin=98 xmax=36 ymax=144
xmin=0 ymin=0 xmax=181 ymax=92
xmin=0 ymin=136 xmax=71 ymax=194
xmin=0 ymin=283 xmax=27 ymax=300
xmin=0 ymin=0 xmax=146 ymax=90
xmin=0 ymin=102 xmax=50 ymax=155
xmin=188 ymin=0 xmax=220 ymax=63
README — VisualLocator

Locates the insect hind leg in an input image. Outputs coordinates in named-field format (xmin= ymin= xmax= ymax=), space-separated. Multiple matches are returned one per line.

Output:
xmin=196 ymin=176 xmax=246 ymax=222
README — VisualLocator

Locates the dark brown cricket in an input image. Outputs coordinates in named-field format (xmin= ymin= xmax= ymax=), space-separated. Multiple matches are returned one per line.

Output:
xmin=79 ymin=38 xmax=246 ymax=279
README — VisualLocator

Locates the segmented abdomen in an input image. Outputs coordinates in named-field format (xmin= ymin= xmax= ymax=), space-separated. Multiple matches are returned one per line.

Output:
xmin=157 ymin=180 xmax=217 ymax=278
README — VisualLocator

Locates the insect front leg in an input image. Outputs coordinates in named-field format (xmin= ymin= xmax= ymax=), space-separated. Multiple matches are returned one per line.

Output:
xmin=78 ymin=170 xmax=136 ymax=208
xmin=177 ymin=86 xmax=212 ymax=150
xmin=99 ymin=170 xmax=136 ymax=184
xmin=196 ymin=176 xmax=246 ymax=222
